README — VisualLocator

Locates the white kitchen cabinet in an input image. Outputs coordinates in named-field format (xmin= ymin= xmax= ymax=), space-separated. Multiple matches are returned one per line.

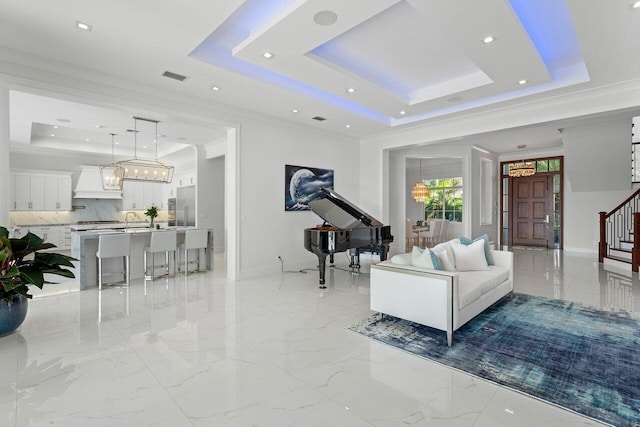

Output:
xmin=28 ymin=226 xmax=60 ymax=248
xmin=15 ymin=175 xmax=45 ymax=210
xmin=44 ymin=176 xmax=72 ymax=211
xmin=11 ymin=171 xmax=72 ymax=211
xmin=145 ymin=183 xmax=162 ymax=209
xmin=122 ymin=181 xmax=143 ymax=210
xmin=177 ymin=173 xmax=195 ymax=188
xmin=59 ymin=226 xmax=71 ymax=250
xmin=123 ymin=181 xmax=164 ymax=210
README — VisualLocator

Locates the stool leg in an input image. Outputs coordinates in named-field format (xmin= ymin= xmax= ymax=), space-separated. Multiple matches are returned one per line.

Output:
xmin=125 ymin=255 xmax=130 ymax=286
xmin=144 ymin=251 xmax=148 ymax=279
xmin=98 ymin=258 xmax=103 ymax=290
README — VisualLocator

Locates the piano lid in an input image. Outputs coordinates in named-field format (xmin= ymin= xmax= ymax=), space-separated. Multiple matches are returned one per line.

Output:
xmin=308 ymin=187 xmax=383 ymax=229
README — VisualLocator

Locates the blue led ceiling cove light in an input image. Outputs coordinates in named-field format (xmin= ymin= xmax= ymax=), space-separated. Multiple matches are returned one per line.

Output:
xmin=190 ymin=0 xmax=587 ymax=127
xmin=190 ymin=0 xmax=389 ymax=125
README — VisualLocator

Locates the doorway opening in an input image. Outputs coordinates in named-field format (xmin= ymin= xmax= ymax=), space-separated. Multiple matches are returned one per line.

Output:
xmin=500 ymin=156 xmax=563 ymax=249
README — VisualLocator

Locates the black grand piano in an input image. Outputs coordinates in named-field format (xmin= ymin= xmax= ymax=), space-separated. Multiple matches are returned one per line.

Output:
xmin=304 ymin=187 xmax=393 ymax=288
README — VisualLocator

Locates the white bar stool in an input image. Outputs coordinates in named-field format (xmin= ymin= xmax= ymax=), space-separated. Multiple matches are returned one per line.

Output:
xmin=96 ymin=233 xmax=131 ymax=290
xmin=178 ymin=229 xmax=208 ymax=274
xmin=144 ymin=230 xmax=177 ymax=280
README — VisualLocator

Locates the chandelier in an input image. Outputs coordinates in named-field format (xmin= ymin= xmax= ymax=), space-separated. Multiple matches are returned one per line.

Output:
xmin=116 ymin=117 xmax=174 ymax=183
xmin=99 ymin=133 xmax=125 ymax=190
xmin=508 ymin=145 xmax=536 ymax=177
xmin=412 ymin=158 xmax=430 ymax=202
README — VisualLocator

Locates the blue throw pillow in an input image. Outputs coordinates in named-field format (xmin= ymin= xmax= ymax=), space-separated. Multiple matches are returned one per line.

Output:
xmin=459 ymin=234 xmax=494 ymax=265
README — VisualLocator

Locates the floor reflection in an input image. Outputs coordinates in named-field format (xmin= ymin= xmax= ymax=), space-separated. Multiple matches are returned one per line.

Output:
xmin=513 ymin=247 xmax=639 ymax=314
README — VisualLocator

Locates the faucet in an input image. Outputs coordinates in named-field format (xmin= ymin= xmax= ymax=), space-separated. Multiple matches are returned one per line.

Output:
xmin=125 ymin=211 xmax=137 ymax=226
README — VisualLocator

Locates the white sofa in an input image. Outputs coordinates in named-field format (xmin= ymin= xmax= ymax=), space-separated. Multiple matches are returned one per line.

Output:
xmin=370 ymin=239 xmax=513 ymax=346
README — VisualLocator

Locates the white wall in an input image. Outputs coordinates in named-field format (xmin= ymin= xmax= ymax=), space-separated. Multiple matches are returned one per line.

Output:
xmin=563 ymin=117 xmax=631 ymax=192
xmin=238 ymin=118 xmax=360 ymax=278
xmin=561 ymin=118 xmax=634 ymax=252
xmin=196 ymin=149 xmax=225 ymax=253
xmin=563 ymin=182 xmax=630 ymax=253
xmin=471 ymin=149 xmax=499 ymax=242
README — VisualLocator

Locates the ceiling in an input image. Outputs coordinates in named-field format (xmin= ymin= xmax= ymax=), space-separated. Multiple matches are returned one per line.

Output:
xmin=1 ymin=0 xmax=640 ymax=154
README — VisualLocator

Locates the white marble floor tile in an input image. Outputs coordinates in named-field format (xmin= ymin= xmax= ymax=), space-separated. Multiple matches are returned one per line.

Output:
xmin=0 ymin=251 xmax=627 ymax=426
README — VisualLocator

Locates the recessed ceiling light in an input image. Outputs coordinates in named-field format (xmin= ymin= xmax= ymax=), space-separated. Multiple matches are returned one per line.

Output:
xmin=56 ymin=118 xmax=71 ymax=123
xmin=518 ymin=79 xmax=528 ymax=85
xmin=483 ymin=36 xmax=495 ymax=44
xmin=50 ymin=134 xmax=55 ymax=137
xmin=85 ymin=138 xmax=90 ymax=141
xmin=633 ymin=1 xmax=640 ymax=8
xmin=211 ymin=85 xmax=221 ymax=91
xmin=345 ymin=124 xmax=351 ymax=128
xmin=115 ymin=142 xmax=120 ymax=145
xmin=292 ymin=109 xmax=299 ymax=113
xmin=75 ymin=21 xmax=92 ymax=32
xmin=346 ymin=88 xmax=356 ymax=93
xmin=95 ymin=124 xmax=105 ymax=129
xmin=400 ymin=110 xmax=406 ymax=115
xmin=143 ymin=145 xmax=147 ymax=149
xmin=53 ymin=125 xmax=58 ymax=129
xmin=263 ymin=52 xmax=274 ymax=59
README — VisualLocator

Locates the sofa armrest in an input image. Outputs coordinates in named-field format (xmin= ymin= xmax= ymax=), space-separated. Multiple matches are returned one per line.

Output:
xmin=375 ymin=260 xmax=457 ymax=278
xmin=490 ymin=250 xmax=514 ymax=283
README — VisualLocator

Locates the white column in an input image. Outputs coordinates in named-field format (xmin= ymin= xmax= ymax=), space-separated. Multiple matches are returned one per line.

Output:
xmin=0 ymin=78 xmax=9 ymax=228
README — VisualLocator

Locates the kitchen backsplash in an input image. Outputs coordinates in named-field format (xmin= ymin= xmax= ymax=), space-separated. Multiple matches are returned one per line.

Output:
xmin=9 ymin=198 xmax=168 ymax=227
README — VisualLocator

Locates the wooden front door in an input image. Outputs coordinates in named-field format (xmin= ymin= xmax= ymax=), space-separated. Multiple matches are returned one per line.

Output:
xmin=512 ymin=175 xmax=554 ymax=248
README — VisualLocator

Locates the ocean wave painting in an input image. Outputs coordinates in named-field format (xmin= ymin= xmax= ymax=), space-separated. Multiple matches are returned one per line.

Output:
xmin=285 ymin=164 xmax=334 ymax=211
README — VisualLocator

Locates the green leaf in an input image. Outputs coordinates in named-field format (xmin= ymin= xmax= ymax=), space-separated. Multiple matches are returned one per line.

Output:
xmin=35 ymin=252 xmax=77 ymax=268
xmin=40 ymin=267 xmax=75 ymax=279
xmin=19 ymin=268 xmax=44 ymax=288
xmin=0 ymin=227 xmax=8 ymax=240
xmin=0 ymin=265 xmax=20 ymax=280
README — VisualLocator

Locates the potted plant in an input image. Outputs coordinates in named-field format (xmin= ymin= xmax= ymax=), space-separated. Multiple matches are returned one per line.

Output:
xmin=144 ymin=205 xmax=159 ymax=228
xmin=0 ymin=226 xmax=76 ymax=336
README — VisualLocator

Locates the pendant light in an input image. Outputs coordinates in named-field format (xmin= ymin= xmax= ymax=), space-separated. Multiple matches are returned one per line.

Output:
xmin=412 ymin=158 xmax=430 ymax=202
xmin=116 ymin=117 xmax=174 ymax=183
xmin=99 ymin=133 xmax=125 ymax=190
xmin=508 ymin=144 xmax=536 ymax=177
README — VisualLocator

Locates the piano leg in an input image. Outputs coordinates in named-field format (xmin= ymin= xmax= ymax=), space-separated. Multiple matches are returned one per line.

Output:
xmin=329 ymin=253 xmax=334 ymax=266
xmin=380 ymin=245 xmax=389 ymax=261
xmin=317 ymin=254 xmax=328 ymax=289
xmin=349 ymin=248 xmax=361 ymax=273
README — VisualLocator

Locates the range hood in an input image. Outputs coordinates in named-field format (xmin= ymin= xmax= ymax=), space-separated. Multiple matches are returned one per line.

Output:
xmin=73 ymin=165 xmax=122 ymax=199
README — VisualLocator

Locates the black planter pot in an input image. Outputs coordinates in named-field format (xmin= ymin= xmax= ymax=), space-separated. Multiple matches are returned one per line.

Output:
xmin=0 ymin=295 xmax=28 ymax=337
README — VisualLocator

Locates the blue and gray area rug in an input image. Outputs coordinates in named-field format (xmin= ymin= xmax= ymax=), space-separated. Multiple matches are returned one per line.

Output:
xmin=347 ymin=293 xmax=640 ymax=427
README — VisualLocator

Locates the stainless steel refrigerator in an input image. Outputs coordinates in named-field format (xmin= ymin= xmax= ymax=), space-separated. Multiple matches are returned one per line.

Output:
xmin=176 ymin=185 xmax=196 ymax=226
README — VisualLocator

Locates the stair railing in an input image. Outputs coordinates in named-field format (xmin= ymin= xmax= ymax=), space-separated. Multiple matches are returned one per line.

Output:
xmin=599 ymin=187 xmax=640 ymax=272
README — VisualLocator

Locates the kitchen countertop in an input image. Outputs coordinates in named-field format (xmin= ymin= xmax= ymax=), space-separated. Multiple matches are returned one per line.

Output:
xmin=70 ymin=227 xmax=213 ymax=289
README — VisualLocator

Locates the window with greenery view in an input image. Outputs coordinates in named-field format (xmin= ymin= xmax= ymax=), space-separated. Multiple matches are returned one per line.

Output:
xmin=423 ymin=177 xmax=463 ymax=222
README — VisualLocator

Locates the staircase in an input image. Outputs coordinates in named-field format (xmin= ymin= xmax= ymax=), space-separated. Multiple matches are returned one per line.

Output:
xmin=599 ymin=188 xmax=640 ymax=271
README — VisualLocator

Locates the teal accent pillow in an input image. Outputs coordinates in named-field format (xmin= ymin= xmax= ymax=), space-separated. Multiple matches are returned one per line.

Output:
xmin=459 ymin=234 xmax=494 ymax=265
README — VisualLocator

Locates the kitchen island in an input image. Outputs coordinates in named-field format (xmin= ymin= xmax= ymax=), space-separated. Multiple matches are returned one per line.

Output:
xmin=71 ymin=227 xmax=213 ymax=289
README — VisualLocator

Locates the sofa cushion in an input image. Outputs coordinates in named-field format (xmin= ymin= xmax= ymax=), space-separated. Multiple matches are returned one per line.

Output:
xmin=459 ymin=234 xmax=494 ymax=265
xmin=457 ymin=266 xmax=510 ymax=309
xmin=451 ymin=240 xmax=489 ymax=271
xmin=411 ymin=246 xmax=442 ymax=270
xmin=390 ymin=252 xmax=413 ymax=265
xmin=431 ymin=240 xmax=458 ymax=272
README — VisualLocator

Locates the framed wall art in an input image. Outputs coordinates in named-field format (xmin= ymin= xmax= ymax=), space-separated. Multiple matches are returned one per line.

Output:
xmin=285 ymin=164 xmax=334 ymax=211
